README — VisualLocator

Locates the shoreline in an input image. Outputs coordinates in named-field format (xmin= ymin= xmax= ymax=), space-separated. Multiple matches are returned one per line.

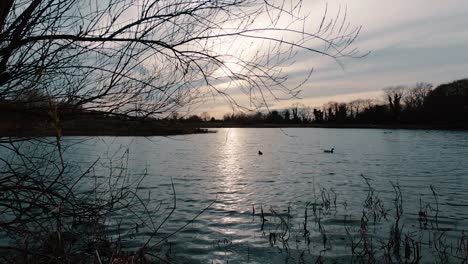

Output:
xmin=1 ymin=120 xmax=467 ymax=138
xmin=2 ymin=123 xmax=467 ymax=138
xmin=0 ymin=120 xmax=217 ymax=137
xmin=195 ymin=122 xmax=468 ymax=131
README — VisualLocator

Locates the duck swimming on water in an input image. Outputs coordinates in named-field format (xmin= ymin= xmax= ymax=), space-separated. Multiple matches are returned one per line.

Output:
xmin=258 ymin=150 xmax=263 ymax=155
xmin=324 ymin=148 xmax=334 ymax=153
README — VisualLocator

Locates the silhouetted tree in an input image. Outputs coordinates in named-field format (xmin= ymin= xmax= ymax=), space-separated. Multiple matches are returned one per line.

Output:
xmin=384 ymin=86 xmax=405 ymax=121
xmin=291 ymin=103 xmax=300 ymax=122
xmin=336 ymin=103 xmax=348 ymax=122
xmin=0 ymin=0 xmax=364 ymax=119
xmin=200 ymin=112 xmax=211 ymax=122
xmin=349 ymin=99 xmax=367 ymax=119
xmin=187 ymin=114 xmax=202 ymax=122
xmin=266 ymin=110 xmax=283 ymax=123
xmin=300 ymin=106 xmax=313 ymax=123
xmin=254 ymin=111 xmax=265 ymax=123
xmin=424 ymin=79 xmax=468 ymax=125
xmin=0 ymin=0 xmax=367 ymax=142
xmin=283 ymin=109 xmax=291 ymax=122
xmin=0 ymin=1 xmax=366 ymax=261
xmin=313 ymin=108 xmax=324 ymax=122
xmin=404 ymin=82 xmax=433 ymax=111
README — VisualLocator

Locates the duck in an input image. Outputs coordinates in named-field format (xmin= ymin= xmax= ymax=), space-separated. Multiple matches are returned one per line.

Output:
xmin=323 ymin=148 xmax=334 ymax=154
xmin=258 ymin=150 xmax=263 ymax=155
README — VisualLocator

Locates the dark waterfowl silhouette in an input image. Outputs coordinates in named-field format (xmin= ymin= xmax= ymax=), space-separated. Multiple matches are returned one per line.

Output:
xmin=258 ymin=150 xmax=263 ymax=155
xmin=323 ymin=148 xmax=334 ymax=153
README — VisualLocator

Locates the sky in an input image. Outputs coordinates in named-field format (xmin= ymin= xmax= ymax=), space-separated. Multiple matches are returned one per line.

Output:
xmin=196 ymin=0 xmax=468 ymax=118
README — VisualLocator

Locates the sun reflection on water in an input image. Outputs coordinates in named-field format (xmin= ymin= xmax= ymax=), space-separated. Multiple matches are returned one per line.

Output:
xmin=213 ymin=128 xmax=251 ymax=234
xmin=217 ymin=128 xmax=243 ymax=176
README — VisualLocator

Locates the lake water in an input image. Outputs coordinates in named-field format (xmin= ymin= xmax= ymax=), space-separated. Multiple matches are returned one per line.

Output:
xmin=64 ymin=128 xmax=468 ymax=263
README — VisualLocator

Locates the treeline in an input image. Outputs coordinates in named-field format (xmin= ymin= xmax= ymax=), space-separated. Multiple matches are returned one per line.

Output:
xmin=0 ymin=88 xmax=151 ymax=122
xmin=176 ymin=78 xmax=468 ymax=127
xmin=3 ymin=78 xmax=467 ymax=128
xmin=0 ymin=89 xmax=198 ymax=136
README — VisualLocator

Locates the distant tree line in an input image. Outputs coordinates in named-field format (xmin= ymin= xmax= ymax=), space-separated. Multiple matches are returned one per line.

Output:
xmin=172 ymin=79 xmax=468 ymax=127
xmin=2 ymin=78 xmax=468 ymax=127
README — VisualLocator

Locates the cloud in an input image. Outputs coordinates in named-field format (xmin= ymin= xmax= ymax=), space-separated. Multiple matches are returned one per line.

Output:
xmin=194 ymin=1 xmax=468 ymax=116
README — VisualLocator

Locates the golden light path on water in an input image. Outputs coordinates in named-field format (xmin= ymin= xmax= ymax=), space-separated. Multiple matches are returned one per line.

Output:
xmin=215 ymin=128 xmax=245 ymax=227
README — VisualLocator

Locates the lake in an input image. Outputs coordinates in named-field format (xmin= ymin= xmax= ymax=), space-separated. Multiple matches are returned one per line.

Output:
xmin=62 ymin=128 xmax=468 ymax=263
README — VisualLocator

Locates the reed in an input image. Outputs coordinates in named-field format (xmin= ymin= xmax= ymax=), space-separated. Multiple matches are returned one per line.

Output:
xmin=249 ymin=175 xmax=466 ymax=263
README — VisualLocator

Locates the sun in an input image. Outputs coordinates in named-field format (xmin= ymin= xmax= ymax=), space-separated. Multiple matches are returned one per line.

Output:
xmin=213 ymin=57 xmax=246 ymax=78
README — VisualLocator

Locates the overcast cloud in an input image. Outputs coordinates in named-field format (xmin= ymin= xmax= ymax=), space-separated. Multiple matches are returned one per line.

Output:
xmin=197 ymin=0 xmax=468 ymax=117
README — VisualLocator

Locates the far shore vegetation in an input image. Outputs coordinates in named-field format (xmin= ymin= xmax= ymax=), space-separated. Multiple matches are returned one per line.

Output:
xmin=1 ymin=78 xmax=468 ymax=137
xmin=175 ymin=78 xmax=468 ymax=130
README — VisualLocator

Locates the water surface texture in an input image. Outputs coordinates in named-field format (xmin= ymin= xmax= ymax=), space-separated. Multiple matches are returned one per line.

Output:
xmin=65 ymin=128 xmax=468 ymax=263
